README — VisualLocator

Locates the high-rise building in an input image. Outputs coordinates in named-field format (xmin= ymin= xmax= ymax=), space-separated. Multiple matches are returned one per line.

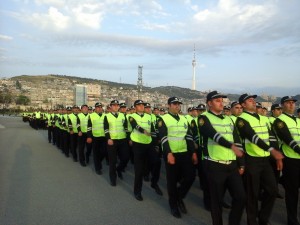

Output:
xmin=74 ymin=84 xmax=87 ymax=106
xmin=87 ymin=83 xmax=101 ymax=106
xmin=192 ymin=45 xmax=196 ymax=90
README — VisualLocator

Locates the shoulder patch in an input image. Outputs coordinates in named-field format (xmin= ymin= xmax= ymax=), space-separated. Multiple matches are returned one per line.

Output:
xmin=158 ymin=120 xmax=163 ymax=127
xmin=129 ymin=117 xmax=133 ymax=122
xmin=277 ymin=121 xmax=284 ymax=129
xmin=191 ymin=122 xmax=194 ymax=128
xmin=237 ymin=120 xmax=244 ymax=128
xmin=199 ymin=118 xmax=205 ymax=126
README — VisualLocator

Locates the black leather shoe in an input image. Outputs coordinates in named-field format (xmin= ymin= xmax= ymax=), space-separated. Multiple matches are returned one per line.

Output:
xmin=151 ymin=184 xmax=163 ymax=196
xmin=80 ymin=162 xmax=86 ymax=167
xmin=117 ymin=170 xmax=123 ymax=180
xmin=110 ymin=180 xmax=116 ymax=186
xmin=177 ymin=199 xmax=187 ymax=214
xmin=277 ymin=193 xmax=284 ymax=199
xmin=143 ymin=175 xmax=150 ymax=182
xmin=222 ymin=201 xmax=231 ymax=209
xmin=171 ymin=207 xmax=181 ymax=218
xmin=134 ymin=193 xmax=143 ymax=201
xmin=96 ymin=170 xmax=102 ymax=175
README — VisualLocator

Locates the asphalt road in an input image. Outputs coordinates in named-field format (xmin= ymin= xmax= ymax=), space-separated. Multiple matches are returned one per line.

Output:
xmin=0 ymin=116 xmax=292 ymax=225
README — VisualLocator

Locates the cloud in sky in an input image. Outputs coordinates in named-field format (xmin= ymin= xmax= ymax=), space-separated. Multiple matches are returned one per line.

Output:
xmin=0 ymin=0 xmax=299 ymax=96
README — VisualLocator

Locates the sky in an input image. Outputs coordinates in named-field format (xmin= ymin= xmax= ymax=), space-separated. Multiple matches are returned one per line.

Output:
xmin=0 ymin=0 xmax=299 ymax=96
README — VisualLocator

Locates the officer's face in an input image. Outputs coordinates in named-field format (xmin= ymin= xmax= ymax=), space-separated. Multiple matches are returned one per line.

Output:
xmin=256 ymin=107 xmax=263 ymax=115
xmin=242 ymin=98 xmax=256 ymax=112
xmin=223 ymin=109 xmax=231 ymax=116
xmin=110 ymin=104 xmax=120 ymax=112
xmin=208 ymin=98 xmax=223 ymax=114
xmin=144 ymin=107 xmax=151 ymax=114
xmin=95 ymin=106 xmax=102 ymax=113
xmin=119 ymin=107 xmax=127 ymax=113
xmin=168 ymin=103 xmax=181 ymax=114
xmin=81 ymin=106 xmax=88 ymax=114
xmin=283 ymin=100 xmax=296 ymax=114
xmin=191 ymin=110 xmax=198 ymax=117
xmin=272 ymin=108 xmax=282 ymax=118
xmin=231 ymin=104 xmax=243 ymax=117
xmin=135 ymin=104 xmax=144 ymax=113
xmin=153 ymin=109 xmax=159 ymax=115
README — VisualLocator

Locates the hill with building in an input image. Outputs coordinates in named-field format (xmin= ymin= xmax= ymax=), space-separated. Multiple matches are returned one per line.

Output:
xmin=0 ymin=74 xmax=299 ymax=112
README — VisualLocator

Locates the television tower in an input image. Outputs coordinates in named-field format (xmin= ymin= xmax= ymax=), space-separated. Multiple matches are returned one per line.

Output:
xmin=192 ymin=44 xmax=196 ymax=90
xmin=137 ymin=65 xmax=143 ymax=99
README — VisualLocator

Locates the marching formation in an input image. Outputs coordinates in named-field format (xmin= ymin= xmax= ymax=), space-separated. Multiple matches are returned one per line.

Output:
xmin=22 ymin=92 xmax=300 ymax=225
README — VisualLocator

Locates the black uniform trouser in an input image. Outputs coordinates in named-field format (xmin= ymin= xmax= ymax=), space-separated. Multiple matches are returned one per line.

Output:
xmin=107 ymin=139 xmax=129 ymax=183
xmin=47 ymin=126 xmax=53 ymax=143
xmin=245 ymin=155 xmax=277 ymax=225
xmin=36 ymin=118 xmax=41 ymax=129
xmin=163 ymin=152 xmax=195 ymax=209
xmin=282 ymin=157 xmax=300 ymax=225
xmin=70 ymin=133 xmax=78 ymax=160
xmin=202 ymin=159 xmax=211 ymax=209
xmin=54 ymin=127 xmax=61 ymax=148
xmin=59 ymin=129 xmax=64 ymax=151
xmin=63 ymin=130 xmax=70 ymax=156
xmin=78 ymin=133 xmax=92 ymax=164
xmin=132 ymin=142 xmax=161 ymax=194
xmin=204 ymin=160 xmax=246 ymax=225
xmin=92 ymin=136 xmax=107 ymax=172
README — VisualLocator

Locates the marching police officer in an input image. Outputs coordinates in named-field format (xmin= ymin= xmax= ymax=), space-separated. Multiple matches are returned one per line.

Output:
xmin=273 ymin=96 xmax=300 ymax=225
xmin=236 ymin=93 xmax=284 ymax=225
xmin=87 ymin=102 xmax=107 ymax=175
xmin=68 ymin=105 xmax=79 ymax=162
xmin=199 ymin=91 xmax=245 ymax=225
xmin=157 ymin=97 xmax=198 ymax=218
xmin=104 ymin=100 xmax=129 ymax=186
xmin=77 ymin=104 xmax=92 ymax=167
xmin=128 ymin=100 xmax=162 ymax=200
xmin=143 ymin=102 xmax=163 ymax=194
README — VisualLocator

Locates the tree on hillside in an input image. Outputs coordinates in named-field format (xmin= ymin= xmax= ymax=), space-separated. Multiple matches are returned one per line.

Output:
xmin=15 ymin=95 xmax=30 ymax=105
xmin=16 ymin=80 xmax=22 ymax=89
xmin=0 ymin=90 xmax=13 ymax=104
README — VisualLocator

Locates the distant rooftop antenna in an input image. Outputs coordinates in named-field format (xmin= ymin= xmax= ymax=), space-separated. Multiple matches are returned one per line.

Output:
xmin=192 ymin=44 xmax=196 ymax=90
xmin=137 ymin=65 xmax=143 ymax=99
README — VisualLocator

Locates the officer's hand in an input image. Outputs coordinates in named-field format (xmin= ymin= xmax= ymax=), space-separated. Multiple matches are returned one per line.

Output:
xmin=78 ymin=131 xmax=82 ymax=137
xmin=238 ymin=167 xmax=245 ymax=175
xmin=231 ymin=144 xmax=244 ymax=158
xmin=70 ymin=131 xmax=74 ymax=134
xmin=144 ymin=130 xmax=151 ymax=136
xmin=270 ymin=149 xmax=284 ymax=160
xmin=87 ymin=138 xmax=92 ymax=144
xmin=194 ymin=143 xmax=199 ymax=150
xmin=192 ymin=152 xmax=198 ymax=165
xmin=276 ymin=159 xmax=283 ymax=171
xmin=129 ymin=140 xmax=132 ymax=146
xmin=108 ymin=139 xmax=114 ymax=146
xmin=167 ymin=153 xmax=175 ymax=165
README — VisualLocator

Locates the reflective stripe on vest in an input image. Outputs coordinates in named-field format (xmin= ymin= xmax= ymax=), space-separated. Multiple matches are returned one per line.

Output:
xmin=205 ymin=113 xmax=236 ymax=161
xmin=129 ymin=113 xmax=152 ymax=144
xmin=106 ymin=113 xmax=126 ymax=140
xmin=78 ymin=113 xmax=89 ymax=133
xmin=278 ymin=114 xmax=300 ymax=159
xmin=161 ymin=114 xmax=188 ymax=153
xmin=239 ymin=113 xmax=270 ymax=157
xmin=89 ymin=112 xmax=105 ymax=137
